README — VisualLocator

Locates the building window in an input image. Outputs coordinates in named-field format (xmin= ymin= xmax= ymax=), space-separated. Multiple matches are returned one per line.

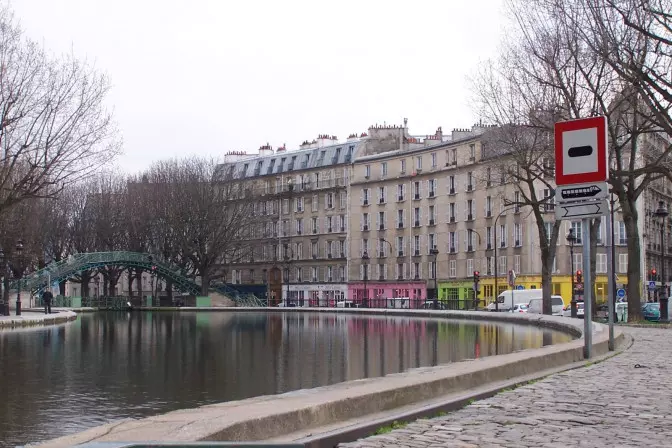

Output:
xmin=428 ymin=205 xmax=436 ymax=225
xmin=400 ymin=159 xmax=406 ymax=173
xmin=378 ymin=186 xmax=386 ymax=204
xmin=362 ymin=188 xmax=370 ymax=206
xmin=449 ymin=231 xmax=457 ymax=253
xmin=499 ymin=224 xmax=507 ymax=247
xmin=431 ymin=152 xmax=437 ymax=168
xmin=469 ymin=144 xmax=475 ymax=160
xmin=365 ymin=165 xmax=371 ymax=177
xmin=413 ymin=181 xmax=421 ymax=200
xmin=571 ymin=221 xmax=583 ymax=244
xmin=340 ymin=191 xmax=347 ymax=209
xmin=514 ymin=255 xmax=521 ymax=273
xmin=467 ymin=259 xmax=473 ymax=276
xmin=413 ymin=262 xmax=421 ymax=279
xmin=617 ymin=221 xmax=627 ymax=245
xmin=397 ymin=184 xmax=405 ymax=201
xmin=498 ymin=256 xmax=507 ymax=275
xmin=397 ymin=209 xmax=405 ymax=228
xmin=466 ymin=172 xmax=473 ymax=190
xmin=377 ymin=211 xmax=386 ymax=230
xmin=428 ymin=233 xmax=436 ymax=252
xmin=416 ymin=156 xmax=422 ymax=171
xmin=428 ymin=179 xmax=437 ymax=197
xmin=597 ymin=254 xmax=607 ymax=273
xmin=312 ymin=195 xmax=318 ymax=211
xmin=449 ymin=260 xmax=457 ymax=278
xmin=618 ymin=254 xmax=628 ymax=274
xmin=514 ymin=223 xmax=522 ymax=246
xmin=448 ymin=175 xmax=456 ymax=194
xmin=381 ymin=162 xmax=388 ymax=177
xmin=573 ymin=253 xmax=583 ymax=272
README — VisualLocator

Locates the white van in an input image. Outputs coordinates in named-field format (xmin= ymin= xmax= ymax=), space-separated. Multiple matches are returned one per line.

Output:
xmin=488 ymin=289 xmax=542 ymax=312
xmin=527 ymin=296 xmax=565 ymax=316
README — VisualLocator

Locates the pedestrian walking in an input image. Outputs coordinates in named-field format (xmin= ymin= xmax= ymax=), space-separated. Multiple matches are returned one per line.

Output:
xmin=42 ymin=290 xmax=53 ymax=314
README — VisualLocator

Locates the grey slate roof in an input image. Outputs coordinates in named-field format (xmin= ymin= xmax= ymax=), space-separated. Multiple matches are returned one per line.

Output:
xmin=222 ymin=140 xmax=362 ymax=179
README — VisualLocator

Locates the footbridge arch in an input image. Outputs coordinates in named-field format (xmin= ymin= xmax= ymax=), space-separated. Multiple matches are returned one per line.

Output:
xmin=15 ymin=251 xmax=201 ymax=295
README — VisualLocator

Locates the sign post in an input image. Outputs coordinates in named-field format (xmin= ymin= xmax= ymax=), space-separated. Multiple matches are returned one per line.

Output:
xmin=555 ymin=116 xmax=609 ymax=358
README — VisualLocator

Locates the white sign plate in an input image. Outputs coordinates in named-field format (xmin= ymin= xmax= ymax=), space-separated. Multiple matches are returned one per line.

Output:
xmin=555 ymin=198 xmax=608 ymax=220
xmin=555 ymin=182 xmax=609 ymax=204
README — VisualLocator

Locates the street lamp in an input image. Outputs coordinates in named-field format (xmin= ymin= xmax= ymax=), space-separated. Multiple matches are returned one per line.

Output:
xmin=285 ymin=177 xmax=294 ymax=306
xmin=429 ymin=247 xmax=439 ymax=309
xmin=493 ymin=208 xmax=515 ymax=311
xmin=362 ymin=250 xmax=369 ymax=308
xmin=654 ymin=200 xmax=669 ymax=322
xmin=15 ymin=239 xmax=23 ymax=316
xmin=0 ymin=248 xmax=5 ymax=316
xmin=567 ymin=228 xmax=578 ymax=318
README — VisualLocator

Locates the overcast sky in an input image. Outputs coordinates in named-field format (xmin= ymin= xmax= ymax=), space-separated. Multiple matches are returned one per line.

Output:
xmin=12 ymin=0 xmax=506 ymax=173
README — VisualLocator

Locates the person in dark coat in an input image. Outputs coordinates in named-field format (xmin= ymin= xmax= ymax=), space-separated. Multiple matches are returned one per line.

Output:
xmin=42 ymin=290 xmax=53 ymax=314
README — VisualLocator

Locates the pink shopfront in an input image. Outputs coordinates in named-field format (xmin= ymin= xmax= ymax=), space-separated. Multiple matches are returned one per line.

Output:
xmin=347 ymin=281 xmax=427 ymax=308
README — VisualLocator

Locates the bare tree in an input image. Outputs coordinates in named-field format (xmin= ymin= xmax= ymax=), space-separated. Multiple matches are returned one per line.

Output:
xmin=141 ymin=157 xmax=257 ymax=295
xmin=473 ymin=0 xmax=670 ymax=319
xmin=0 ymin=5 xmax=120 ymax=220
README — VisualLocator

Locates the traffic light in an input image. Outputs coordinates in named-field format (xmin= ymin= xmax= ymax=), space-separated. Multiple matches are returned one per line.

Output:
xmin=151 ymin=265 xmax=157 ymax=272
xmin=576 ymin=270 xmax=583 ymax=284
xmin=473 ymin=271 xmax=480 ymax=283
xmin=651 ymin=268 xmax=657 ymax=280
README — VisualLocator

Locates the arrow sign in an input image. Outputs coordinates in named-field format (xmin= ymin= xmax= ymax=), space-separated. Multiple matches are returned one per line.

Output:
xmin=556 ymin=199 xmax=608 ymax=220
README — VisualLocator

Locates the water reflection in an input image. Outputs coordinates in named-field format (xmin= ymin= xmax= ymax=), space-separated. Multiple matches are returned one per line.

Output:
xmin=0 ymin=312 xmax=572 ymax=447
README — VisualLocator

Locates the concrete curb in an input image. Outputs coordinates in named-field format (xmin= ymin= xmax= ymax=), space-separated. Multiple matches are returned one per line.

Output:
xmin=33 ymin=309 xmax=621 ymax=447
xmin=0 ymin=310 xmax=77 ymax=329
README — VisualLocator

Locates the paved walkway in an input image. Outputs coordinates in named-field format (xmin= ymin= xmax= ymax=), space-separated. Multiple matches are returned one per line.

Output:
xmin=339 ymin=326 xmax=672 ymax=448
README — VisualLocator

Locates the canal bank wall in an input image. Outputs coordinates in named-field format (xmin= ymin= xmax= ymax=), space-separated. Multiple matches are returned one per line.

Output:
xmin=33 ymin=309 xmax=624 ymax=447
xmin=0 ymin=309 xmax=77 ymax=329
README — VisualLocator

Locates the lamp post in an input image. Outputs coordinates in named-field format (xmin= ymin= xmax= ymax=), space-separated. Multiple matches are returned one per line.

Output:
xmin=493 ymin=208 xmax=514 ymax=311
xmin=15 ymin=239 xmax=23 ymax=316
xmin=430 ymin=247 xmax=439 ymax=309
xmin=0 ymin=248 xmax=4 ymax=316
xmin=362 ymin=251 xmax=369 ymax=308
xmin=375 ymin=238 xmax=394 ymax=308
xmin=567 ymin=228 xmax=577 ymax=318
xmin=654 ymin=200 xmax=669 ymax=322
xmin=285 ymin=177 xmax=294 ymax=307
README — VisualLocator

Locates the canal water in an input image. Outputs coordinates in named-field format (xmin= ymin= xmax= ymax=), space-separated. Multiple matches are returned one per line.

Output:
xmin=0 ymin=312 xmax=573 ymax=446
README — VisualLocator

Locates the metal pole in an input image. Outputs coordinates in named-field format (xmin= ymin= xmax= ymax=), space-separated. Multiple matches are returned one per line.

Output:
xmin=606 ymin=206 xmax=615 ymax=350
xmin=494 ymin=218 xmax=498 ymax=312
xmin=610 ymin=194 xmax=617 ymax=321
xmin=570 ymin=242 xmax=576 ymax=318
xmin=661 ymin=222 xmax=668 ymax=322
xmin=582 ymin=218 xmax=593 ymax=359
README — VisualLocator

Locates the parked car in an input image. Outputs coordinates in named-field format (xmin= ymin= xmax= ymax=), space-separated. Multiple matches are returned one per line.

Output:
xmin=510 ymin=303 xmax=529 ymax=313
xmin=642 ymin=302 xmax=660 ymax=321
xmin=563 ymin=301 xmax=585 ymax=318
xmin=421 ymin=301 xmax=447 ymax=310
xmin=527 ymin=296 xmax=564 ymax=316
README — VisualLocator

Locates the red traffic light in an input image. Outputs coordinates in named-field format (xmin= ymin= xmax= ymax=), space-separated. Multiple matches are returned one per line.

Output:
xmin=652 ymin=269 xmax=657 ymax=276
xmin=577 ymin=270 xmax=582 ymax=275
xmin=474 ymin=271 xmax=480 ymax=276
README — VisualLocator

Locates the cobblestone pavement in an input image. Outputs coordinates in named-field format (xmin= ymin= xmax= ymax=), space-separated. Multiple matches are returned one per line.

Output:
xmin=339 ymin=327 xmax=671 ymax=448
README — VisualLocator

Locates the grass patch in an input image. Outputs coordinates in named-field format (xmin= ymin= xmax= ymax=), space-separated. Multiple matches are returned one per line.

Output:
xmin=372 ymin=420 xmax=407 ymax=435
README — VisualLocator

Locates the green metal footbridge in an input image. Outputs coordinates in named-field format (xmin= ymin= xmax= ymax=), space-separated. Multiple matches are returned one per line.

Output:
xmin=13 ymin=251 xmax=265 ymax=307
